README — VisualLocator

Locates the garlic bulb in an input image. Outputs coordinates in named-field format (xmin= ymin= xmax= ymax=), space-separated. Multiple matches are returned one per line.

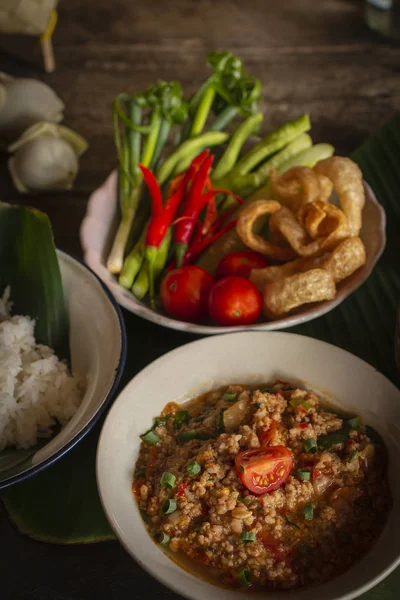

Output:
xmin=8 ymin=122 xmax=88 ymax=193
xmin=0 ymin=73 xmax=64 ymax=143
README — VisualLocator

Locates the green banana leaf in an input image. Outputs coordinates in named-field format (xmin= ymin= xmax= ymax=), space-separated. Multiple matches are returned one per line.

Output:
xmin=0 ymin=203 xmax=69 ymax=475
xmin=0 ymin=203 xmax=69 ymax=357
xmin=1 ymin=113 xmax=400 ymax=599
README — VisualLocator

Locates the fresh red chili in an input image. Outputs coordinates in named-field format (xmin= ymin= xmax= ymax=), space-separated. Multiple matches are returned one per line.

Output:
xmin=177 ymin=481 xmax=189 ymax=497
xmin=174 ymin=154 xmax=214 ymax=266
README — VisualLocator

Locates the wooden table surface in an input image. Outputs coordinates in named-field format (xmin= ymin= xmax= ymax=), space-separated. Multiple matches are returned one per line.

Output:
xmin=1 ymin=1 xmax=399 ymax=599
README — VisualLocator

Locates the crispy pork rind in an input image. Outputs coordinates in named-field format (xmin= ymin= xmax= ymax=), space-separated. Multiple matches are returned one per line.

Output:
xmin=314 ymin=156 xmax=365 ymax=236
xmin=250 ymin=253 xmax=330 ymax=290
xmin=269 ymin=167 xmax=333 ymax=213
xmin=263 ymin=269 xmax=336 ymax=319
xmin=269 ymin=203 xmax=348 ymax=257
xmin=236 ymin=199 xmax=296 ymax=261
xmin=323 ymin=236 xmax=366 ymax=283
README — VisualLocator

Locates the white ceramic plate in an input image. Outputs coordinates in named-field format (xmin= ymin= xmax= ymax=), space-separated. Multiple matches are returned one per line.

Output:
xmin=96 ymin=332 xmax=400 ymax=600
xmin=0 ymin=250 xmax=127 ymax=490
xmin=81 ymin=171 xmax=386 ymax=334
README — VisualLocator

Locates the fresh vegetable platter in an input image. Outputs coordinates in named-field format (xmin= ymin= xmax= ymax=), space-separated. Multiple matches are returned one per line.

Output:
xmin=81 ymin=51 xmax=386 ymax=332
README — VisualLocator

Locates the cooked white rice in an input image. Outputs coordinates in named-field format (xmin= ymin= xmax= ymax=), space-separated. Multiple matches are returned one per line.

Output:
xmin=0 ymin=287 xmax=83 ymax=450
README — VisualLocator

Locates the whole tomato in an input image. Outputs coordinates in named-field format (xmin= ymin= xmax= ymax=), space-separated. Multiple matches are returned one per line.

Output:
xmin=160 ymin=266 xmax=214 ymax=322
xmin=216 ymin=250 xmax=269 ymax=279
xmin=207 ymin=276 xmax=262 ymax=326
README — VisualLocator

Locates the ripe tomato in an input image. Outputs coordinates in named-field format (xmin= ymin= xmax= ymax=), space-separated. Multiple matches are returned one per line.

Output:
xmin=207 ymin=276 xmax=262 ymax=326
xmin=160 ymin=266 xmax=214 ymax=322
xmin=216 ymin=250 xmax=269 ymax=279
xmin=235 ymin=446 xmax=293 ymax=495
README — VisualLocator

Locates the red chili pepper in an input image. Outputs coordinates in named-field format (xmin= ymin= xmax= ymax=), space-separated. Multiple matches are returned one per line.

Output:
xmin=139 ymin=163 xmax=188 ymax=304
xmin=177 ymin=481 xmax=189 ymax=497
xmin=299 ymin=423 xmax=308 ymax=430
xmin=132 ymin=478 xmax=146 ymax=498
xmin=174 ymin=154 xmax=214 ymax=266
xmin=179 ymin=220 xmax=237 ymax=267
xmin=313 ymin=468 xmax=322 ymax=480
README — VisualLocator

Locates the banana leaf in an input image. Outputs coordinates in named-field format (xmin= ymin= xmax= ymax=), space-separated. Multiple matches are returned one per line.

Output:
xmin=0 ymin=202 xmax=69 ymax=357
xmin=0 ymin=203 xmax=69 ymax=475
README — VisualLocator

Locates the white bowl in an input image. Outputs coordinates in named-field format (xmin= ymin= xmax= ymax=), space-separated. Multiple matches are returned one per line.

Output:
xmin=0 ymin=250 xmax=127 ymax=490
xmin=97 ymin=331 xmax=400 ymax=600
xmin=81 ymin=171 xmax=386 ymax=334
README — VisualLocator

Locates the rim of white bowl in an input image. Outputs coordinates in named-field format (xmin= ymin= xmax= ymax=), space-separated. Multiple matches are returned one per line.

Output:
xmin=96 ymin=331 xmax=400 ymax=600
xmin=0 ymin=250 xmax=128 ymax=491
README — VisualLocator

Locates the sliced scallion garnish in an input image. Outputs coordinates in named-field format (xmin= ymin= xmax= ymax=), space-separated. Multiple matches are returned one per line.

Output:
xmin=174 ymin=411 xmax=190 ymax=429
xmin=297 ymin=468 xmax=311 ymax=481
xmin=155 ymin=531 xmax=170 ymax=545
xmin=134 ymin=467 xmax=146 ymax=480
xmin=304 ymin=438 xmax=318 ymax=453
xmin=345 ymin=416 xmax=361 ymax=430
xmin=223 ymin=393 xmax=237 ymax=402
xmin=187 ymin=461 xmax=201 ymax=476
xmin=161 ymin=499 xmax=177 ymax=515
xmin=240 ymin=531 xmax=256 ymax=543
xmin=239 ymin=568 xmax=251 ymax=586
xmin=284 ymin=515 xmax=301 ymax=530
xmin=154 ymin=415 xmax=169 ymax=427
xmin=304 ymin=503 xmax=314 ymax=521
xmin=348 ymin=449 xmax=358 ymax=463
xmin=318 ymin=429 xmax=350 ymax=450
xmin=290 ymin=398 xmax=312 ymax=411
xmin=141 ymin=429 xmax=160 ymax=446
xmin=160 ymin=472 xmax=176 ymax=489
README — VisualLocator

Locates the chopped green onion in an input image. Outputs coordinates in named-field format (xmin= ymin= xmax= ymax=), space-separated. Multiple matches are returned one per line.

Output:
xmin=134 ymin=467 xmax=146 ymax=480
xmin=345 ymin=416 xmax=361 ymax=430
xmin=174 ymin=411 xmax=190 ymax=429
xmin=297 ymin=468 xmax=311 ymax=481
xmin=155 ymin=531 xmax=170 ymax=545
xmin=348 ymin=449 xmax=358 ymax=463
xmin=304 ymin=503 xmax=314 ymax=521
xmin=217 ymin=409 xmax=226 ymax=433
xmin=237 ymin=496 xmax=250 ymax=504
xmin=160 ymin=472 xmax=176 ymax=489
xmin=318 ymin=429 xmax=350 ymax=450
xmin=239 ymin=568 xmax=251 ymax=586
xmin=141 ymin=429 xmax=160 ymax=446
xmin=187 ymin=461 xmax=201 ymax=476
xmin=161 ymin=499 xmax=177 ymax=515
xmin=261 ymin=386 xmax=273 ymax=393
xmin=223 ymin=393 xmax=237 ymax=402
xmin=284 ymin=515 xmax=301 ymax=529
xmin=154 ymin=415 xmax=170 ymax=427
xmin=177 ymin=430 xmax=211 ymax=442
xmin=240 ymin=531 xmax=256 ymax=543
xmin=304 ymin=438 xmax=318 ymax=453
xmin=290 ymin=398 xmax=312 ymax=411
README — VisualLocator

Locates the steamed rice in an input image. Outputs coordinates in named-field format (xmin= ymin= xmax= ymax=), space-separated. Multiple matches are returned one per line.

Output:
xmin=0 ymin=287 xmax=83 ymax=450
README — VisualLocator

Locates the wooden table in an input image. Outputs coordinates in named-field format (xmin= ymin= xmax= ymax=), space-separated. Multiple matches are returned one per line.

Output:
xmin=1 ymin=1 xmax=399 ymax=599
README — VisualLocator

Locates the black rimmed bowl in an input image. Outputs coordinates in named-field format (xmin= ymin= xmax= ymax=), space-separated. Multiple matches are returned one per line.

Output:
xmin=0 ymin=250 xmax=127 ymax=490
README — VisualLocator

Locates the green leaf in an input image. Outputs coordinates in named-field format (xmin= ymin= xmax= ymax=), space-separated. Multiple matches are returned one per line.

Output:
xmin=0 ymin=422 xmax=114 ymax=543
xmin=0 ymin=203 xmax=69 ymax=359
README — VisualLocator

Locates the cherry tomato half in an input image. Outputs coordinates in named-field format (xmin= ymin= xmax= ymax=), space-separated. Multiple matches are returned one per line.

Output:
xmin=216 ymin=250 xmax=269 ymax=279
xmin=160 ymin=266 xmax=214 ymax=322
xmin=207 ymin=276 xmax=262 ymax=326
xmin=235 ymin=446 xmax=293 ymax=495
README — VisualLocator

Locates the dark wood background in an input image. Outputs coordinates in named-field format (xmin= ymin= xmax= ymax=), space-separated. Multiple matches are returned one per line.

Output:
xmin=0 ymin=0 xmax=399 ymax=599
